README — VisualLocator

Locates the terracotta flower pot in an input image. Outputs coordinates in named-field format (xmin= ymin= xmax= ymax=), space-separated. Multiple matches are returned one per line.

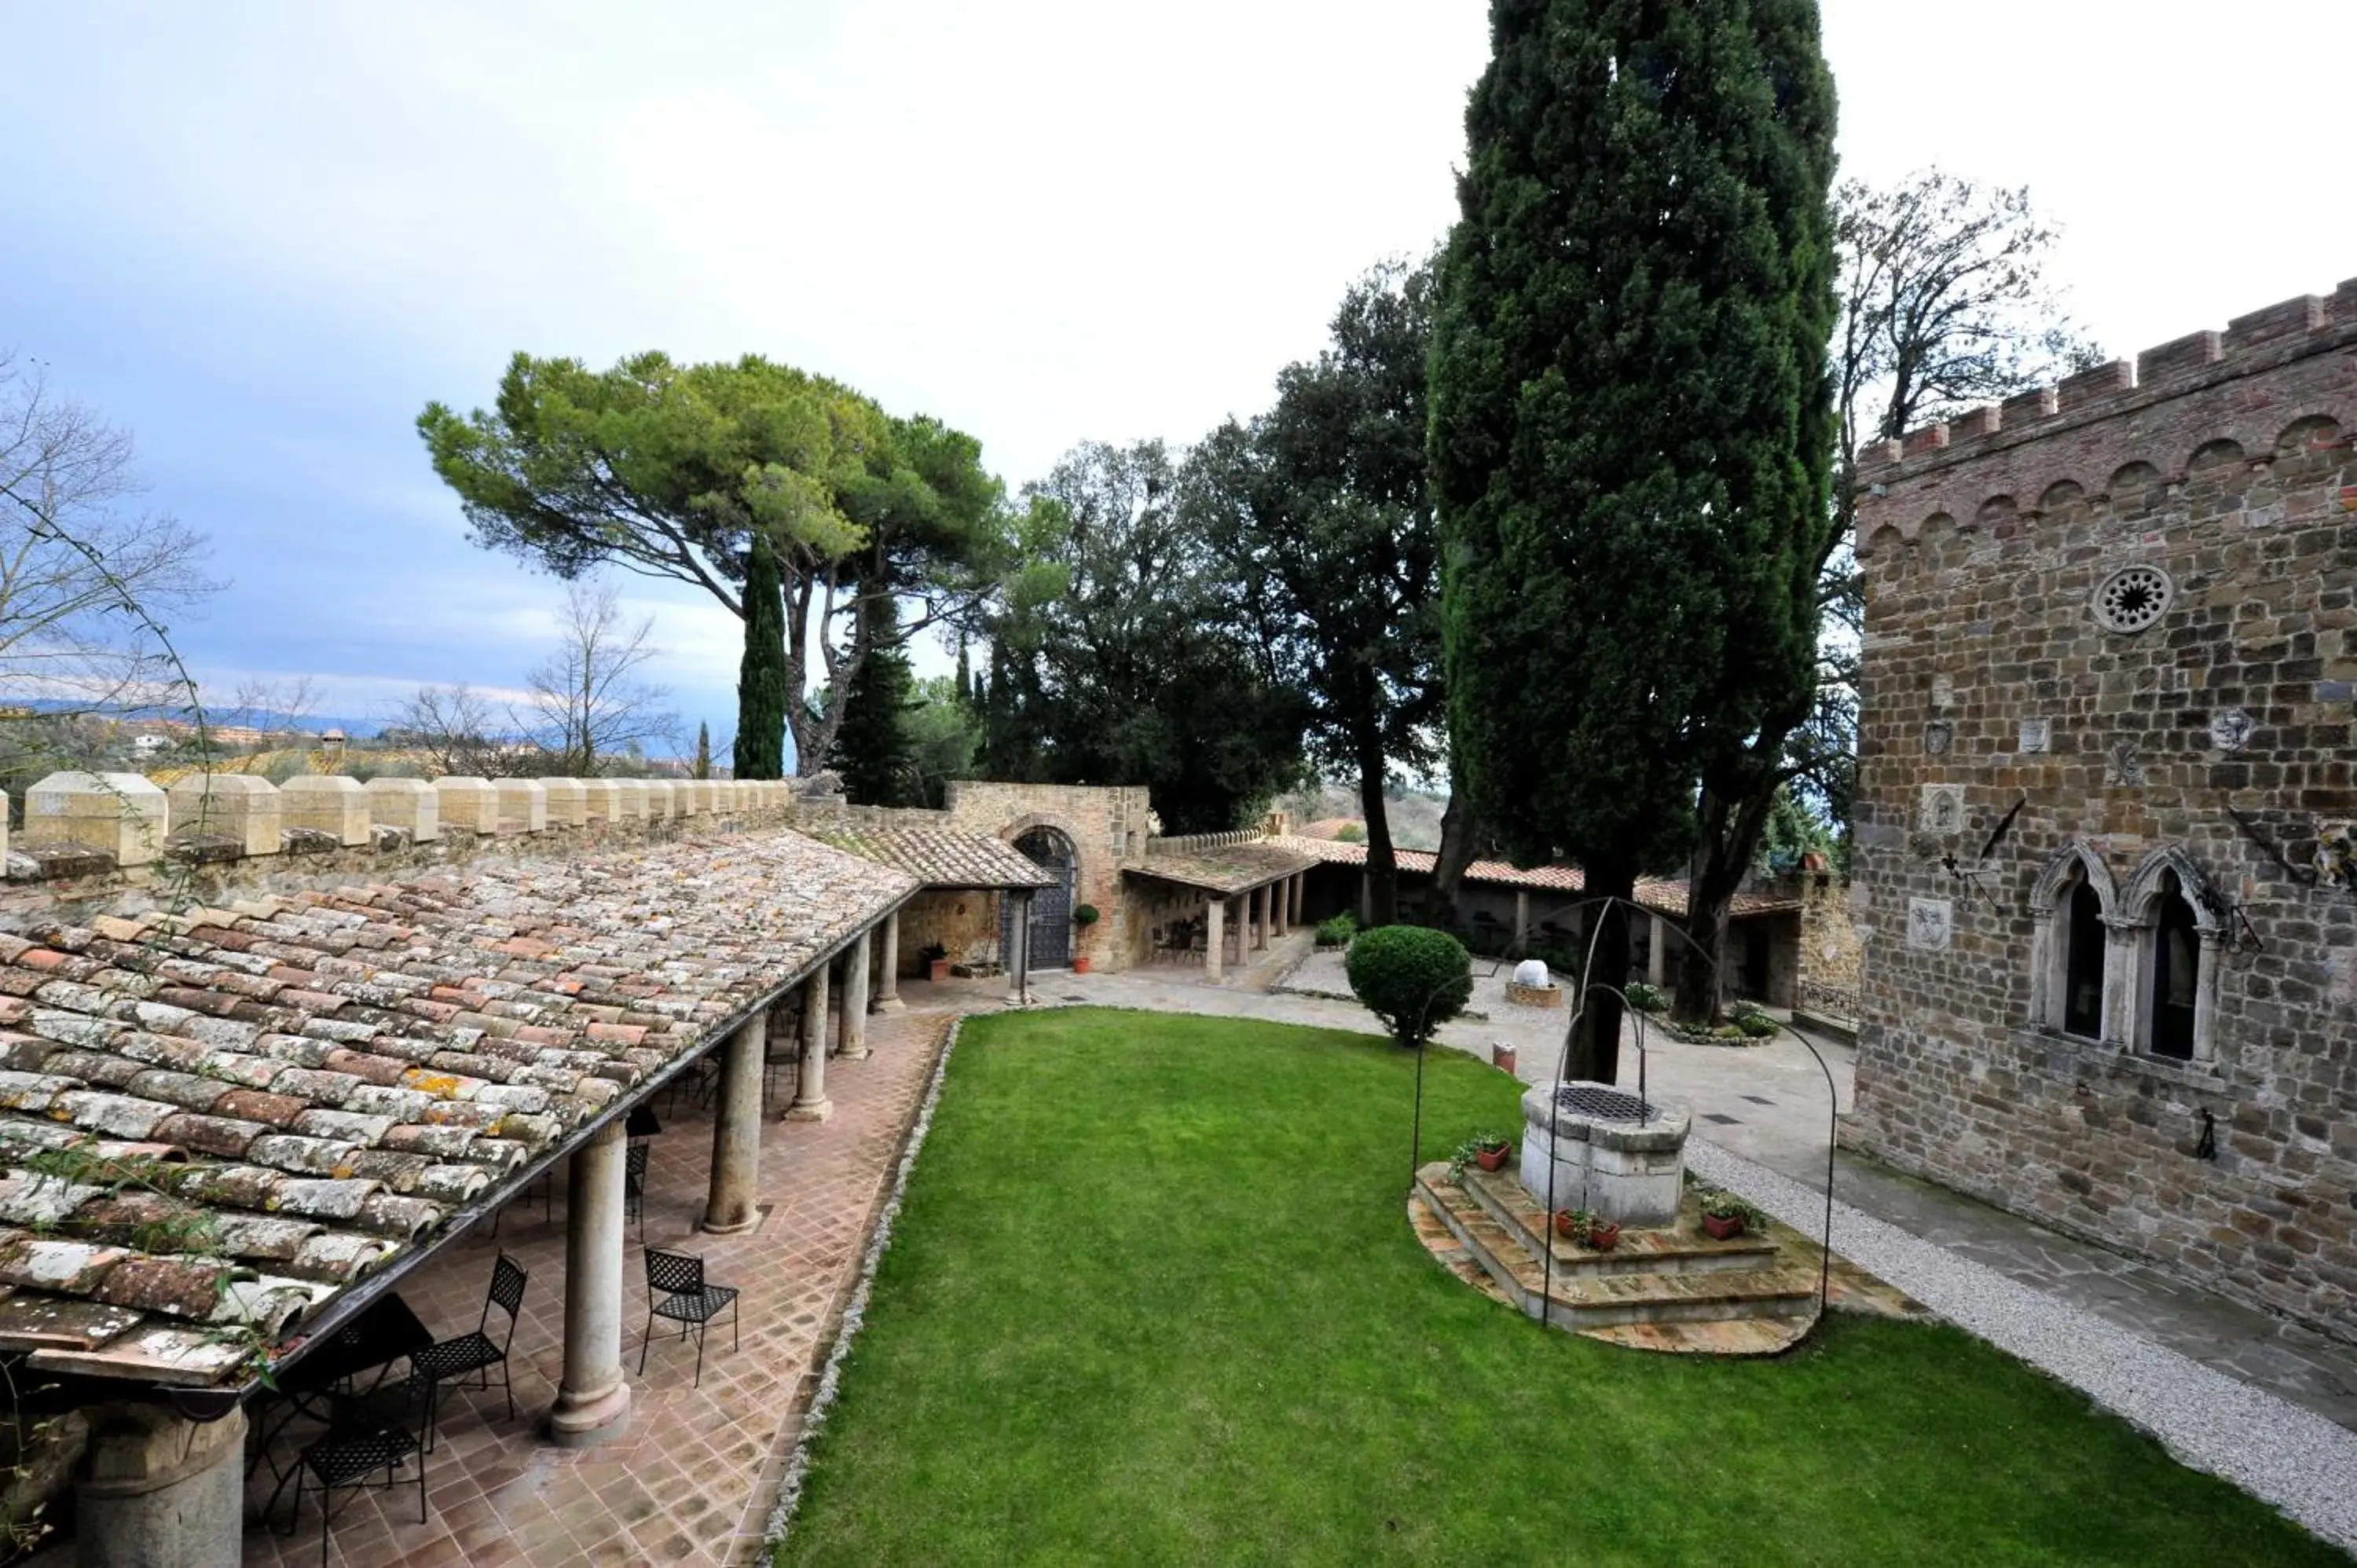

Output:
xmin=1585 ymin=1222 xmax=1621 ymax=1252
xmin=1553 ymin=1208 xmax=1578 ymax=1239
xmin=1475 ymin=1144 xmax=1511 ymax=1173
xmin=1702 ymin=1212 xmax=1746 ymax=1240
xmin=1072 ymin=955 xmax=1091 ymax=974
xmin=927 ymin=959 xmax=951 ymax=983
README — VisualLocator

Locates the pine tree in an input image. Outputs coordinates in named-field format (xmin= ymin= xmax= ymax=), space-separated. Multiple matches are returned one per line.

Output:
xmin=1430 ymin=0 xmax=1837 ymax=1082
xmin=828 ymin=597 xmax=918 ymax=804
xmin=734 ymin=531 xmax=789 ymax=779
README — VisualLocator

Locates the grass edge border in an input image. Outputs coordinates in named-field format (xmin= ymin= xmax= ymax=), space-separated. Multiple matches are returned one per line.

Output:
xmin=758 ymin=1009 xmax=970 ymax=1555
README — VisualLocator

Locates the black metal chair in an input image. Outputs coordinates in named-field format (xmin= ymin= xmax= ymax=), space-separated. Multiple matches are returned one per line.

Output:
xmin=409 ymin=1254 xmax=527 ymax=1445
xmin=286 ymin=1369 xmax=434 ymax=1567
xmin=488 ymin=1166 xmax=555 ymax=1236
xmin=638 ymin=1247 xmax=740 ymax=1387
xmin=623 ymin=1141 xmax=650 ymax=1237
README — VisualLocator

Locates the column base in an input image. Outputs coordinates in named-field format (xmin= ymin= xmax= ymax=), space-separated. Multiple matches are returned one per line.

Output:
xmin=77 ymin=1404 xmax=245 ymax=1568
xmin=838 ymin=1045 xmax=871 ymax=1061
xmin=701 ymin=1207 xmax=758 ymax=1236
xmin=548 ymin=1378 xmax=632 ymax=1449
xmin=873 ymin=997 xmax=907 ymax=1013
xmin=784 ymin=1097 xmax=834 ymax=1123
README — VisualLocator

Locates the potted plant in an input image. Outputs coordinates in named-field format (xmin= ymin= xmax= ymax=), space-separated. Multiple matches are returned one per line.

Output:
xmin=1070 ymin=904 xmax=1099 ymax=973
xmin=920 ymin=943 xmax=951 ymax=984
xmin=1472 ymin=1130 xmax=1512 ymax=1172
xmin=1697 ymin=1189 xmax=1766 ymax=1240
xmin=1556 ymin=1207 xmax=1621 ymax=1251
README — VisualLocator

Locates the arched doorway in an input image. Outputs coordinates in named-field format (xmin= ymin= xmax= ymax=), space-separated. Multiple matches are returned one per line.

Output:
xmin=1005 ymin=826 xmax=1078 ymax=969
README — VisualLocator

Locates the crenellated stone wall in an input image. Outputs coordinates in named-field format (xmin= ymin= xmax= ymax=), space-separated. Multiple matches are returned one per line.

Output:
xmin=1848 ymin=281 xmax=2357 ymax=1339
xmin=2 ymin=774 xmax=795 ymax=926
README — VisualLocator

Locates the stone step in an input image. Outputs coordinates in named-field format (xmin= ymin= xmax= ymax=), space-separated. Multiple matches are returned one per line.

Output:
xmin=1416 ymin=1167 xmax=1820 ymax=1333
xmin=1428 ymin=1163 xmax=1781 ymax=1277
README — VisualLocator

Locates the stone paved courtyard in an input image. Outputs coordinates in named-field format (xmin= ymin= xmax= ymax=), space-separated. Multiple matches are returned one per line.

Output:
xmin=233 ymin=997 xmax=970 ymax=1568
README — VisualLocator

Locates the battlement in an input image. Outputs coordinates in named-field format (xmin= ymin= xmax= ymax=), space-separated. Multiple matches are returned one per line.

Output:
xmin=1 ymin=772 xmax=797 ymax=924
xmin=1854 ymin=280 xmax=2357 ymax=558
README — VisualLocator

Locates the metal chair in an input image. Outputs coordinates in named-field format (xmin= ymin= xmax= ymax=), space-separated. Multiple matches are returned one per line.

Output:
xmin=623 ymin=1141 xmax=650 ymax=1238
xmin=409 ymin=1254 xmax=527 ymax=1445
xmin=488 ymin=1167 xmax=555 ymax=1236
xmin=286 ymin=1370 xmax=433 ymax=1567
xmin=638 ymin=1247 xmax=740 ymax=1387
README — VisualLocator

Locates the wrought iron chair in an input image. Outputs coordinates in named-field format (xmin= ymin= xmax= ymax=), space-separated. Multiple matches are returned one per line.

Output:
xmin=285 ymin=1369 xmax=433 ymax=1567
xmin=488 ymin=1166 xmax=555 ymax=1236
xmin=409 ymin=1254 xmax=527 ymax=1445
xmin=638 ymin=1247 xmax=741 ymax=1387
xmin=623 ymin=1140 xmax=650 ymax=1238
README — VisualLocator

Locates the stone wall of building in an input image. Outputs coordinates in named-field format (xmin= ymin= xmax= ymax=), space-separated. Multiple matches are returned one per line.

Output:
xmin=1797 ymin=873 xmax=1863 ymax=1017
xmin=941 ymin=782 xmax=1153 ymax=969
xmin=896 ymin=888 xmax=1005 ymax=974
xmin=1847 ymin=283 xmax=2357 ymax=1339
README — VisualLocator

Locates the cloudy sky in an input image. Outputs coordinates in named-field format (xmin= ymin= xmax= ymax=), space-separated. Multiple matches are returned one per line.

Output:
xmin=5 ymin=2 xmax=2346 ymax=750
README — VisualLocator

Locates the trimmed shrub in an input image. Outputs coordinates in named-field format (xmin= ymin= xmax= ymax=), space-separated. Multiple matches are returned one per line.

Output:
xmin=1314 ymin=914 xmax=1358 ymax=948
xmin=1732 ymin=1002 xmax=1778 ymax=1039
xmin=1624 ymin=980 xmax=1668 ymax=1014
xmin=1345 ymin=925 xmax=1473 ymax=1049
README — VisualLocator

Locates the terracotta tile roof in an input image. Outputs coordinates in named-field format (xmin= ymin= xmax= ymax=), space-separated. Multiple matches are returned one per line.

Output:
xmin=0 ymin=829 xmax=911 ymax=1387
xmin=1127 ymin=841 xmax=1321 ymax=897
xmin=1268 ymin=838 xmax=1800 ymax=919
xmin=1294 ymin=818 xmax=1365 ymax=841
xmin=800 ymin=822 xmax=1054 ymax=889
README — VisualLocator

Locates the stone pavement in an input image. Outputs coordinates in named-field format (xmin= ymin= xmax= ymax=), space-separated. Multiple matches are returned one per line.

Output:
xmin=235 ymin=995 xmax=971 ymax=1568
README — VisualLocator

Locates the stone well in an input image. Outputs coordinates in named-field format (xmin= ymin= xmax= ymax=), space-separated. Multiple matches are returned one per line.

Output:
xmin=1516 ymin=1080 xmax=1689 ymax=1229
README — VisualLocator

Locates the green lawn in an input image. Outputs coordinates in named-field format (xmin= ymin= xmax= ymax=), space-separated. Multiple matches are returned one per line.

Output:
xmin=777 ymin=1008 xmax=2343 ymax=1566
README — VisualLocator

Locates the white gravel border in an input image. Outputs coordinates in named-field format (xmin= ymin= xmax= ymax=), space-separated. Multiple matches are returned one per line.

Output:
xmin=1688 ymin=1140 xmax=2357 ymax=1553
xmin=760 ymin=1011 xmax=968 ymax=1555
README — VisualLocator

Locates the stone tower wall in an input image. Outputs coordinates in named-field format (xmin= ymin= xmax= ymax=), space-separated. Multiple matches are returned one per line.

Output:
xmin=1846 ymin=282 xmax=2357 ymax=1338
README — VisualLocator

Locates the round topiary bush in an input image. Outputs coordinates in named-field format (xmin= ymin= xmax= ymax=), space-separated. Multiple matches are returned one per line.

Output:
xmin=1345 ymin=925 xmax=1474 ymax=1049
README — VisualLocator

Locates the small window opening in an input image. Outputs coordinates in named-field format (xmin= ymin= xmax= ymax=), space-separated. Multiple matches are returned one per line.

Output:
xmin=2062 ymin=872 xmax=2106 ymax=1039
xmin=2149 ymin=870 xmax=2198 ymax=1061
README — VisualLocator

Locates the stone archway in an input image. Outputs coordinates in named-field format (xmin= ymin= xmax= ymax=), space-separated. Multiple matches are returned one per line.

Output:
xmin=1004 ymin=826 xmax=1078 ymax=969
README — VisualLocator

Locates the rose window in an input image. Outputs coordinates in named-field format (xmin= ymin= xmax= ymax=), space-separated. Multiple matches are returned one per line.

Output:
xmin=2094 ymin=566 xmax=2173 ymax=633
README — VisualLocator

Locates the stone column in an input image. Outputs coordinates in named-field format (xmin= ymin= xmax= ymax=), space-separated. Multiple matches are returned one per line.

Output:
xmin=1358 ymin=873 xmax=1372 ymax=925
xmin=2026 ymin=907 xmax=2055 ymax=1028
xmin=1252 ymin=885 xmax=1269 ymax=950
xmin=874 ymin=908 xmax=905 ymax=1012
xmin=1204 ymin=896 xmax=1225 ymax=981
xmin=787 ymin=970 xmax=832 ymax=1122
xmin=1515 ymin=890 xmax=1531 ymax=950
xmin=838 ymin=931 xmax=872 ymax=1060
xmin=703 ymin=1014 xmax=765 ymax=1234
xmin=1273 ymin=880 xmax=1287 ymax=937
xmin=1648 ymin=914 xmax=1668 ymax=986
xmin=75 ymin=1402 xmax=246 ymax=1568
xmin=548 ymin=1123 xmax=630 ymax=1446
xmin=1005 ymin=893 xmax=1032 ymax=1004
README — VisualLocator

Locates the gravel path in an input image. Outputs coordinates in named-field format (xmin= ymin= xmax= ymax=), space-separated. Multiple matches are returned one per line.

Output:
xmin=1688 ymin=1141 xmax=2357 ymax=1553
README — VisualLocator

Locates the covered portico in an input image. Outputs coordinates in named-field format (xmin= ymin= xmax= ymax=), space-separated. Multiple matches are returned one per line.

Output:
xmin=0 ymin=829 xmax=924 ymax=1567
xmin=1122 ymin=840 xmax=1318 ymax=981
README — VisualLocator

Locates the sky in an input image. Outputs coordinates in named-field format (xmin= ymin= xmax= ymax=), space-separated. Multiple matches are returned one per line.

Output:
xmin=5 ymin=1 xmax=2349 ymax=752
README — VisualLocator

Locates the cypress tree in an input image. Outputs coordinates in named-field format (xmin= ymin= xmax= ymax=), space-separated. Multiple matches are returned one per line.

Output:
xmin=693 ymin=721 xmax=711 ymax=779
xmin=1430 ymin=0 xmax=1837 ymax=1083
xmin=829 ymin=597 xmax=918 ymax=804
xmin=734 ymin=530 xmax=789 ymax=779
